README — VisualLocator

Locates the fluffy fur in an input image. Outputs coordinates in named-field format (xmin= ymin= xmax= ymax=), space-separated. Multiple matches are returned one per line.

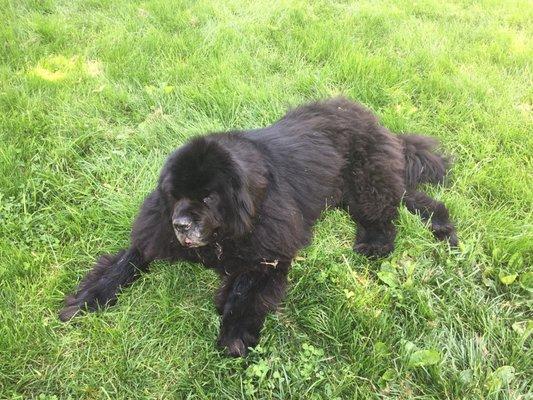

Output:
xmin=60 ymin=97 xmax=457 ymax=356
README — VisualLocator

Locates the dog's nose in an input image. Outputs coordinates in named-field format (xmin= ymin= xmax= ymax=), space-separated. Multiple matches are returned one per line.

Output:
xmin=173 ymin=217 xmax=192 ymax=231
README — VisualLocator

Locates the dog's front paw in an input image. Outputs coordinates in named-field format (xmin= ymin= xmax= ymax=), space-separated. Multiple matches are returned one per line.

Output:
xmin=59 ymin=286 xmax=117 ymax=322
xmin=217 ymin=328 xmax=259 ymax=357
xmin=217 ymin=336 xmax=248 ymax=357
xmin=354 ymin=241 xmax=394 ymax=258
xmin=59 ymin=292 xmax=103 ymax=322
xmin=59 ymin=294 xmax=85 ymax=322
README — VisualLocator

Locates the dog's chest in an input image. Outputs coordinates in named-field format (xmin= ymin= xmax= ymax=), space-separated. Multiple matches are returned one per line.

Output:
xmin=191 ymin=243 xmax=223 ymax=267
xmin=190 ymin=241 xmax=255 ymax=273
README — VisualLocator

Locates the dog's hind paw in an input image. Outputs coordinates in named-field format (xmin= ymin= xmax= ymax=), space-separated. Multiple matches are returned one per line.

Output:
xmin=431 ymin=222 xmax=458 ymax=247
xmin=354 ymin=241 xmax=394 ymax=258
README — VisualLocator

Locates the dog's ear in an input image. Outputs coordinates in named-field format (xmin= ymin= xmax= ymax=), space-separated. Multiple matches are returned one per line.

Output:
xmin=226 ymin=183 xmax=255 ymax=238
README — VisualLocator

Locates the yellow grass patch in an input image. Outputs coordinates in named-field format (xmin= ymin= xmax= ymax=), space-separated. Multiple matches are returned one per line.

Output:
xmin=28 ymin=55 xmax=104 ymax=82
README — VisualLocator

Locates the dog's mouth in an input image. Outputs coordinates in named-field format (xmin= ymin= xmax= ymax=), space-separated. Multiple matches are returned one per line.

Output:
xmin=175 ymin=230 xmax=209 ymax=248
xmin=177 ymin=237 xmax=208 ymax=248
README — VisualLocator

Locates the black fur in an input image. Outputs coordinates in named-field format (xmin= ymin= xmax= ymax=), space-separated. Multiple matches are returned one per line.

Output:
xmin=60 ymin=97 xmax=457 ymax=356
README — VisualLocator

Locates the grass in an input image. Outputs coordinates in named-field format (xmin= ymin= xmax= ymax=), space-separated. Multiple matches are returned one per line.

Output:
xmin=1 ymin=0 xmax=532 ymax=398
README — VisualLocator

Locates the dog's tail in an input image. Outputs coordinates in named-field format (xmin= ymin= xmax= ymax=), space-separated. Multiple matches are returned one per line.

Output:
xmin=401 ymin=134 xmax=450 ymax=189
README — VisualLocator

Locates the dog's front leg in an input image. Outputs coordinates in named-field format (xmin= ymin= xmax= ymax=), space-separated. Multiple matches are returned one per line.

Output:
xmin=59 ymin=190 xmax=180 ymax=321
xmin=216 ymin=265 xmax=288 ymax=357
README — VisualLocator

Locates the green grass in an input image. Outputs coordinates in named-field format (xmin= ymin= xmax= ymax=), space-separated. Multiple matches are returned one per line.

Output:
xmin=1 ymin=0 xmax=532 ymax=398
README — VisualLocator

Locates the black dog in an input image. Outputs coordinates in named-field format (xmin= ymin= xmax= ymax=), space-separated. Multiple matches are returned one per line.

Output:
xmin=60 ymin=97 xmax=457 ymax=356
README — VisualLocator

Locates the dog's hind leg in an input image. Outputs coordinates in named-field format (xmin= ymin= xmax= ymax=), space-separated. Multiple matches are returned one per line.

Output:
xmin=404 ymin=190 xmax=458 ymax=246
xmin=343 ymin=174 xmax=401 ymax=258
xmin=341 ymin=130 xmax=407 ymax=258
xmin=349 ymin=208 xmax=399 ymax=258
xmin=343 ymin=169 xmax=403 ymax=258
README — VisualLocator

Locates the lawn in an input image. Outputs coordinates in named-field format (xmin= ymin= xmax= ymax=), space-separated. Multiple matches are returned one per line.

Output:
xmin=1 ymin=0 xmax=532 ymax=398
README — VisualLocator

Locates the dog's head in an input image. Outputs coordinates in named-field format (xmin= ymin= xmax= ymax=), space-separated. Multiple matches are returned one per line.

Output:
xmin=159 ymin=137 xmax=260 ymax=248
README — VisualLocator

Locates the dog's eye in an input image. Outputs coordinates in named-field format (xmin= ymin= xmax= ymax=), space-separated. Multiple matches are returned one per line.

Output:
xmin=203 ymin=195 xmax=213 ymax=204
